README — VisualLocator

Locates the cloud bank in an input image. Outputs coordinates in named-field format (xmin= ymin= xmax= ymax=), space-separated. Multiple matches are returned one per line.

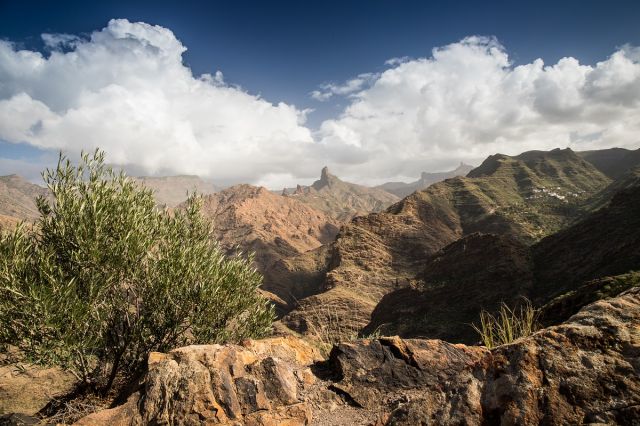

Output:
xmin=318 ymin=36 xmax=640 ymax=182
xmin=0 ymin=19 xmax=314 ymax=185
xmin=0 ymin=22 xmax=639 ymax=186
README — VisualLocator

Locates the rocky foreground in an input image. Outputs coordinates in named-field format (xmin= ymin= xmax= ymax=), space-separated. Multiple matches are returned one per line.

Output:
xmin=70 ymin=286 xmax=640 ymax=425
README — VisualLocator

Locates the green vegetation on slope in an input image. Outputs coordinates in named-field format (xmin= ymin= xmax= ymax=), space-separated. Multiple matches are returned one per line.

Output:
xmin=0 ymin=151 xmax=274 ymax=392
xmin=461 ymin=148 xmax=611 ymax=240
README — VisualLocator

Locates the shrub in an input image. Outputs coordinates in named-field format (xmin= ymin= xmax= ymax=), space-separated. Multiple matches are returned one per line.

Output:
xmin=0 ymin=150 xmax=274 ymax=391
xmin=471 ymin=299 xmax=539 ymax=349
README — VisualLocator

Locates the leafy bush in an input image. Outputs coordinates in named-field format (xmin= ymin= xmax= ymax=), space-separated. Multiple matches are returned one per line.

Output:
xmin=472 ymin=299 xmax=539 ymax=349
xmin=0 ymin=150 xmax=274 ymax=391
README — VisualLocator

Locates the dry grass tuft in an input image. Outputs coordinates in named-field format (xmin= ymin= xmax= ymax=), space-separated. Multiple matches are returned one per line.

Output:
xmin=472 ymin=298 xmax=539 ymax=349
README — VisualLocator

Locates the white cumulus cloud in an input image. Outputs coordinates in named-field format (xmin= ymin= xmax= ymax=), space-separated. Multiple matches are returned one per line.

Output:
xmin=0 ymin=19 xmax=315 ymax=186
xmin=1 ymin=24 xmax=639 ymax=187
xmin=318 ymin=36 xmax=640 ymax=183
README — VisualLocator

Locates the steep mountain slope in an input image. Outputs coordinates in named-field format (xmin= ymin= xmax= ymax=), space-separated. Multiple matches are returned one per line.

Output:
xmin=533 ymin=186 xmax=640 ymax=300
xmin=282 ymin=167 xmax=399 ymax=221
xmin=584 ymin=164 xmax=640 ymax=211
xmin=192 ymin=185 xmax=340 ymax=305
xmin=0 ymin=175 xmax=48 ymax=222
xmin=366 ymin=185 xmax=640 ymax=343
xmin=133 ymin=175 xmax=218 ymax=207
xmin=0 ymin=214 xmax=20 ymax=229
xmin=577 ymin=147 xmax=640 ymax=179
xmin=376 ymin=162 xmax=474 ymax=197
xmin=279 ymin=148 xmax=611 ymax=337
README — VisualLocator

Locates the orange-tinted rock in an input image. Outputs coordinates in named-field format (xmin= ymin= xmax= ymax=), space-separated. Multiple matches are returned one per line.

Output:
xmin=76 ymin=287 xmax=640 ymax=425
xmin=74 ymin=336 xmax=317 ymax=425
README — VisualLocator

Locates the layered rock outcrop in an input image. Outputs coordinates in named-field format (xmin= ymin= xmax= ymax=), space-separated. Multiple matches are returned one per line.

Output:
xmin=76 ymin=286 xmax=640 ymax=425
xmin=75 ymin=335 xmax=323 ymax=426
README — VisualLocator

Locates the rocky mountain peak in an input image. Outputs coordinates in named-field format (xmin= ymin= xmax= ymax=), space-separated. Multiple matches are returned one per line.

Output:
xmin=316 ymin=166 xmax=337 ymax=189
xmin=320 ymin=166 xmax=330 ymax=180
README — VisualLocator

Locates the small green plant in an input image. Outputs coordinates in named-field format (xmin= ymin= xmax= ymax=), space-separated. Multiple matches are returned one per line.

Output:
xmin=472 ymin=299 xmax=539 ymax=349
xmin=0 ymin=150 xmax=275 ymax=392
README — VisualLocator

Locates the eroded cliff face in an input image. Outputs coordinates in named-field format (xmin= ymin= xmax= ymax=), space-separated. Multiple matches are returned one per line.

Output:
xmin=76 ymin=286 xmax=640 ymax=425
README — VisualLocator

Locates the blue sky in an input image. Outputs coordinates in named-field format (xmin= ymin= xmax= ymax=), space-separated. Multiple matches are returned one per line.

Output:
xmin=1 ymin=0 xmax=640 ymax=186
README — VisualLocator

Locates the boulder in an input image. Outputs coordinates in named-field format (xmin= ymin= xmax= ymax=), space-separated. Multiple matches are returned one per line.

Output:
xmin=76 ymin=287 xmax=640 ymax=425
xmin=0 ymin=363 xmax=77 ymax=416
xmin=75 ymin=337 xmax=321 ymax=425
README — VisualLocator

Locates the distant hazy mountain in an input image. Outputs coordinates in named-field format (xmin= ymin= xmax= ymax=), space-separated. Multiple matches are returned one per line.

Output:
xmin=133 ymin=175 xmax=218 ymax=207
xmin=376 ymin=162 xmax=474 ymax=197
xmin=281 ymin=167 xmax=399 ymax=221
xmin=0 ymin=175 xmax=48 ymax=225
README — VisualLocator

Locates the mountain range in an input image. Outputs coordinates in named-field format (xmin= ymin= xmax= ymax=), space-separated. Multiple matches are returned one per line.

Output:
xmin=132 ymin=175 xmax=218 ymax=207
xmin=282 ymin=167 xmax=400 ymax=221
xmin=0 ymin=175 xmax=48 ymax=227
xmin=375 ymin=162 xmax=474 ymax=197
xmin=1 ymin=146 xmax=639 ymax=344
xmin=365 ymin=184 xmax=640 ymax=343
xmin=278 ymin=147 xmax=640 ymax=341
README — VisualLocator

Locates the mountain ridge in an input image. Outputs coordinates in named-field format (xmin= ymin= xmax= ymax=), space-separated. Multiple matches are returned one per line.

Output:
xmin=278 ymin=147 xmax=613 ymax=338
xmin=365 ymin=184 xmax=640 ymax=343
xmin=0 ymin=175 xmax=48 ymax=223
xmin=281 ymin=167 xmax=400 ymax=221
xmin=376 ymin=162 xmax=474 ymax=197
xmin=132 ymin=175 xmax=218 ymax=207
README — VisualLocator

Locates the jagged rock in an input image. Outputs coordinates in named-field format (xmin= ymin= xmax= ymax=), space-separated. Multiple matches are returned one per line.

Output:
xmin=386 ymin=288 xmax=640 ymax=424
xmin=0 ymin=363 xmax=77 ymax=416
xmin=281 ymin=167 xmax=400 ymax=221
xmin=324 ymin=336 xmax=488 ymax=423
xmin=74 ymin=336 xmax=321 ymax=425
xmin=480 ymin=288 xmax=640 ymax=424
xmin=76 ymin=287 xmax=640 ymax=425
